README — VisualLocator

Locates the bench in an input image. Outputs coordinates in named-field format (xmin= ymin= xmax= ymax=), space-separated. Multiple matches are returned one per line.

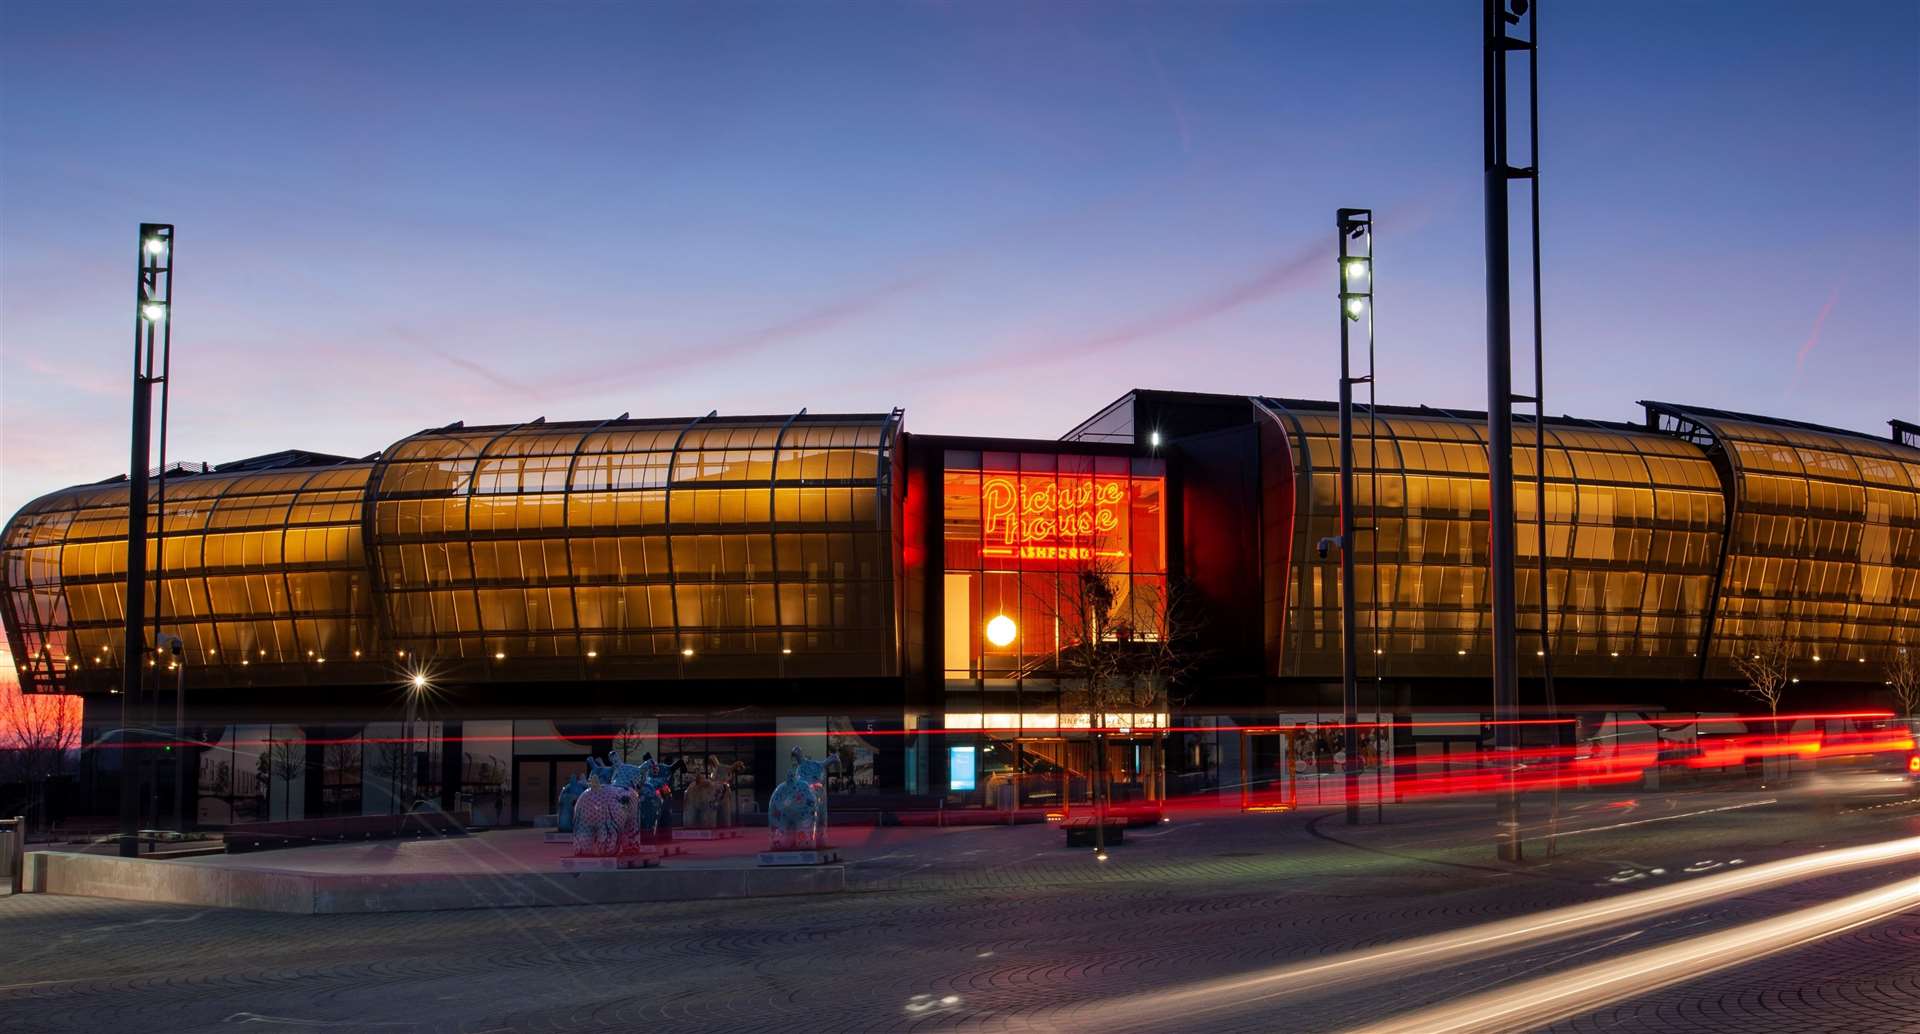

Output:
xmin=1059 ymin=815 xmax=1126 ymax=847
xmin=825 ymin=793 xmax=945 ymax=827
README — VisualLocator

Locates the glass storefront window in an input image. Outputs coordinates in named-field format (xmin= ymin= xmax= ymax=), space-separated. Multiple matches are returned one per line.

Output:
xmin=1264 ymin=401 xmax=1732 ymax=678
xmin=941 ymin=451 xmax=1170 ymax=713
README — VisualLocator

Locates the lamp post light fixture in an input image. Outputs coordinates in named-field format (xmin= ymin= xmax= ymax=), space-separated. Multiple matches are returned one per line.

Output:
xmin=403 ymin=671 xmax=432 ymax=806
xmin=120 ymin=222 xmax=174 ymax=857
xmin=1335 ymin=207 xmax=1373 ymax=827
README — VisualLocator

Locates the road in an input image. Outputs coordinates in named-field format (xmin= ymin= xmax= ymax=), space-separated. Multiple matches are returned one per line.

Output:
xmin=1 ymin=788 xmax=1916 ymax=1033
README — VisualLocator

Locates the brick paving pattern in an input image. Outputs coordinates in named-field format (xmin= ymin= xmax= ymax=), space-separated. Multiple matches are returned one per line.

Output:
xmin=0 ymin=792 xmax=1914 ymax=1033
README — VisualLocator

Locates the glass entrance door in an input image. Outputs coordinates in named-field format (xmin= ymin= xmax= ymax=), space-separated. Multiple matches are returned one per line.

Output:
xmin=514 ymin=757 xmax=591 ymax=826
xmin=514 ymin=760 xmax=551 ymax=826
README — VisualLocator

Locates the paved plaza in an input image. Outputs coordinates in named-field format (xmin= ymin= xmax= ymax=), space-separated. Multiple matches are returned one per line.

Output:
xmin=2 ymin=791 xmax=1917 ymax=1032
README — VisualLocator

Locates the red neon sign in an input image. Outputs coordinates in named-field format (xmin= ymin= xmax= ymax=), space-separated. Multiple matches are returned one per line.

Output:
xmin=980 ymin=475 xmax=1130 ymax=563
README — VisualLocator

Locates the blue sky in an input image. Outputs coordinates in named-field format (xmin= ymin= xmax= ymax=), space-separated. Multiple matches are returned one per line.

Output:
xmin=2 ymin=0 xmax=1916 ymax=521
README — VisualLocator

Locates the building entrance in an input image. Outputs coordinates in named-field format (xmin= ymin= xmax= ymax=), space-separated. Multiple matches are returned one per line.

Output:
xmin=513 ymin=756 xmax=589 ymax=826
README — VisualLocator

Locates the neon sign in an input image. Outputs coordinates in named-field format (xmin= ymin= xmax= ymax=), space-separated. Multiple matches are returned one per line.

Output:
xmin=980 ymin=475 xmax=1129 ymax=563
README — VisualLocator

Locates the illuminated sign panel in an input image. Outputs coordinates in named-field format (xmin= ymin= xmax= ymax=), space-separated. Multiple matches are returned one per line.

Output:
xmin=979 ymin=474 xmax=1131 ymax=565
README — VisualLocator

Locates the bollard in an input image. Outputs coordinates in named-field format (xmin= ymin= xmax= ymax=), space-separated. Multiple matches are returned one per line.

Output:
xmin=3 ymin=816 xmax=23 ymax=895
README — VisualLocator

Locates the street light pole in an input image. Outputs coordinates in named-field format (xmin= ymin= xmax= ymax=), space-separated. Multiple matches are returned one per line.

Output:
xmin=158 ymin=634 xmax=186 ymax=832
xmin=1484 ymin=0 xmax=1535 ymax=863
xmin=120 ymin=223 xmax=172 ymax=858
xmin=407 ymin=672 xmax=429 ymax=808
xmin=1337 ymin=208 xmax=1373 ymax=827
xmin=175 ymin=659 xmax=186 ymax=828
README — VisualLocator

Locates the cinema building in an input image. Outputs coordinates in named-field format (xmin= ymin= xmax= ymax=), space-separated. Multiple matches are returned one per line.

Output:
xmin=5 ymin=391 xmax=1917 ymax=826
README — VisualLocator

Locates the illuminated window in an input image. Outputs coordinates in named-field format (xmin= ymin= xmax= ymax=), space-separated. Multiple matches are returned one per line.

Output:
xmin=1260 ymin=401 xmax=1734 ymax=679
xmin=940 ymin=450 xmax=1166 ymax=683
xmin=365 ymin=414 xmax=899 ymax=676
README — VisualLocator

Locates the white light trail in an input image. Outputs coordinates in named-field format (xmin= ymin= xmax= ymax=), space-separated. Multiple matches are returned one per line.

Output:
xmin=1350 ymin=872 xmax=1920 ymax=1033
xmin=1538 ymin=798 xmax=1776 ymax=839
xmin=1033 ymin=834 xmax=1920 ymax=1032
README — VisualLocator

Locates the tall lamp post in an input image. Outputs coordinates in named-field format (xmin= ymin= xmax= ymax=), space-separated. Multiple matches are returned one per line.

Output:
xmin=1336 ymin=208 xmax=1373 ymax=826
xmin=157 ymin=634 xmax=185 ymax=832
xmin=1484 ymin=0 xmax=1537 ymax=862
xmin=120 ymin=223 xmax=173 ymax=857
xmin=407 ymin=672 xmax=429 ymax=808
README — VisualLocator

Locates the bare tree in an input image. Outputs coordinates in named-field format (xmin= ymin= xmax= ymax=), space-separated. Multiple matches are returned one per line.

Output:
xmin=0 ymin=674 xmax=82 ymax=830
xmin=366 ymin=731 xmax=414 ymax=813
xmin=266 ymin=738 xmax=304 ymax=819
xmin=610 ymin=722 xmax=652 ymax=766
xmin=1731 ymin=630 xmax=1796 ymax=782
xmin=1887 ymin=642 xmax=1919 ymax=720
xmin=1042 ymin=562 xmax=1128 ymax=853
xmin=1110 ymin=574 xmax=1208 ymax=801
xmin=1035 ymin=555 xmax=1206 ymax=852
xmin=1731 ymin=630 xmax=1793 ymax=728
xmin=323 ymin=740 xmax=361 ymax=814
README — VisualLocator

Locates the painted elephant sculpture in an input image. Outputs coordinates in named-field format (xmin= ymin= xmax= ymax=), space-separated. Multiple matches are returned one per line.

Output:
xmin=768 ymin=747 xmax=833 ymax=850
xmin=570 ymin=776 xmax=640 ymax=856
xmin=633 ymin=757 xmax=683 ymax=840
xmin=683 ymin=756 xmax=744 ymax=829
xmin=555 ymin=773 xmax=587 ymax=834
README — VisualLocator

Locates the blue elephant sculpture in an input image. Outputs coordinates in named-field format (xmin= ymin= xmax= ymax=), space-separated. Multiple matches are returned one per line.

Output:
xmin=572 ymin=751 xmax=687 ymax=852
xmin=592 ymin=750 xmax=647 ymax=790
xmin=634 ymin=756 xmax=684 ymax=841
xmin=768 ymin=747 xmax=833 ymax=850
xmin=585 ymin=751 xmax=616 ymax=787
xmin=555 ymin=773 xmax=587 ymax=833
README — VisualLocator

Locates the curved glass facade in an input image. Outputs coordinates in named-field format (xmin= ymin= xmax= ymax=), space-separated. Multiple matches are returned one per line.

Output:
xmin=366 ymin=412 xmax=902 ymax=680
xmin=1650 ymin=406 xmax=1920 ymax=673
xmin=0 ymin=463 xmax=376 ymax=694
xmin=5 ymin=395 xmax=1911 ymax=698
xmin=1260 ymin=401 xmax=1728 ymax=680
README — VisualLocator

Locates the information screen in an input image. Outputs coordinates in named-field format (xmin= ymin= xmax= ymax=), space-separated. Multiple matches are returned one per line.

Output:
xmin=947 ymin=745 xmax=976 ymax=791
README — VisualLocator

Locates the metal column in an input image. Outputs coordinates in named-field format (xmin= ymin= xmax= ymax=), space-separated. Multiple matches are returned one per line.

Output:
xmin=1336 ymin=208 xmax=1373 ymax=826
xmin=121 ymin=223 xmax=173 ymax=858
xmin=1484 ymin=0 xmax=1536 ymax=863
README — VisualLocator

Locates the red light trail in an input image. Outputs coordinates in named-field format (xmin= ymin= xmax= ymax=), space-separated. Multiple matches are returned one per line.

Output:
xmin=83 ymin=709 xmax=1914 ymax=811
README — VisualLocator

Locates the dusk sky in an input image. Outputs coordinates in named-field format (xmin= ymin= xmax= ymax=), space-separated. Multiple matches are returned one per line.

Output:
xmin=1 ymin=0 xmax=1916 ymax=528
